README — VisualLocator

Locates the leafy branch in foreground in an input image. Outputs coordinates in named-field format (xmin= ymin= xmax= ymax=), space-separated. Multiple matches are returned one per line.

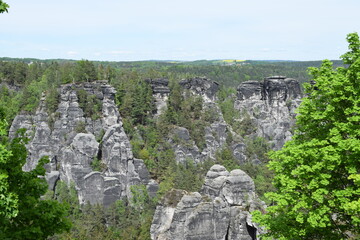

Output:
xmin=0 ymin=110 xmax=71 ymax=239
xmin=253 ymin=33 xmax=360 ymax=239
xmin=0 ymin=1 xmax=9 ymax=13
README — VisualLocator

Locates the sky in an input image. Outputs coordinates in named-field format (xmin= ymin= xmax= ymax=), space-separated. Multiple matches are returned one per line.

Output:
xmin=1 ymin=0 xmax=360 ymax=61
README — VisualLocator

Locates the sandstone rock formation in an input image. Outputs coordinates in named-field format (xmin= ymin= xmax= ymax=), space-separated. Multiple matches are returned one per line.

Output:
xmin=179 ymin=76 xmax=219 ymax=102
xmin=10 ymin=81 xmax=157 ymax=206
xmin=147 ymin=77 xmax=246 ymax=165
xmin=146 ymin=78 xmax=171 ymax=116
xmin=150 ymin=165 xmax=264 ymax=240
xmin=234 ymin=76 xmax=302 ymax=149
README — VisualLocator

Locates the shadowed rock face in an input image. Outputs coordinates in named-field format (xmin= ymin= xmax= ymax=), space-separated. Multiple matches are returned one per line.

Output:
xmin=179 ymin=77 xmax=219 ymax=102
xmin=150 ymin=165 xmax=265 ymax=240
xmin=235 ymin=76 xmax=302 ymax=150
xmin=237 ymin=76 xmax=301 ymax=102
xmin=146 ymin=78 xmax=171 ymax=116
xmin=237 ymin=81 xmax=264 ymax=101
xmin=10 ymin=81 xmax=158 ymax=206
xmin=146 ymin=78 xmax=171 ymax=94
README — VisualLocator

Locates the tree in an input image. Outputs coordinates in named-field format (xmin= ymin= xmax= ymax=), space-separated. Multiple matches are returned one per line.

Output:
xmin=74 ymin=60 xmax=97 ymax=82
xmin=0 ymin=111 xmax=71 ymax=239
xmin=253 ymin=33 xmax=360 ymax=239
xmin=0 ymin=0 xmax=9 ymax=13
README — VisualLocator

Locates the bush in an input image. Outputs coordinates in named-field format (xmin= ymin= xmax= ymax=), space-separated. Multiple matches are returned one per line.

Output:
xmin=75 ymin=121 xmax=86 ymax=133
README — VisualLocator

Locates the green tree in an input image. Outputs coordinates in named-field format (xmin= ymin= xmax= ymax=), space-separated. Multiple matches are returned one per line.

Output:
xmin=74 ymin=60 xmax=97 ymax=82
xmin=253 ymin=33 xmax=360 ymax=239
xmin=0 ymin=112 xmax=71 ymax=239
xmin=0 ymin=0 xmax=9 ymax=13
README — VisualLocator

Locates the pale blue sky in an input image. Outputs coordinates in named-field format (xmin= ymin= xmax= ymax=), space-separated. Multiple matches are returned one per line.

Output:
xmin=1 ymin=0 xmax=359 ymax=61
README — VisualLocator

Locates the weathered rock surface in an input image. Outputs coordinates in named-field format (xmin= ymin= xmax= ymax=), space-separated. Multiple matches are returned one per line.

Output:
xmin=10 ymin=81 xmax=158 ymax=206
xmin=179 ymin=76 xmax=219 ymax=102
xmin=147 ymin=77 xmax=247 ymax=165
xmin=146 ymin=78 xmax=171 ymax=116
xmin=150 ymin=165 xmax=264 ymax=240
xmin=235 ymin=76 xmax=302 ymax=149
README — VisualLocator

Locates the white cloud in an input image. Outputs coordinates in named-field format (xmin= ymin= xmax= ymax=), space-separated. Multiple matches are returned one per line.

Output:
xmin=108 ymin=51 xmax=133 ymax=55
xmin=67 ymin=51 xmax=78 ymax=56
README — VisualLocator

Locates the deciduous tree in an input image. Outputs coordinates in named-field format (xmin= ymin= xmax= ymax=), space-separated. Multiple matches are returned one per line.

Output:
xmin=253 ymin=33 xmax=360 ymax=239
xmin=0 ymin=110 xmax=71 ymax=239
xmin=0 ymin=0 xmax=9 ymax=13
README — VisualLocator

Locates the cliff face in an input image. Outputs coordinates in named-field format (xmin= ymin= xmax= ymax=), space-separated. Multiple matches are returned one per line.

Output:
xmin=146 ymin=78 xmax=171 ymax=116
xmin=10 ymin=81 xmax=158 ymax=206
xmin=9 ymin=76 xmax=303 ymax=238
xmin=150 ymin=165 xmax=265 ymax=240
xmin=148 ymin=77 xmax=244 ymax=164
xmin=235 ymin=76 xmax=302 ymax=149
xmin=148 ymin=76 xmax=302 ymax=166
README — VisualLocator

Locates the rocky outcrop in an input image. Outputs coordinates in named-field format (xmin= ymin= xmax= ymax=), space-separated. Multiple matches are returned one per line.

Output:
xmin=153 ymin=77 xmax=247 ymax=165
xmin=179 ymin=77 xmax=219 ymax=102
xmin=10 ymin=81 xmax=158 ymax=206
xmin=235 ymin=76 xmax=302 ymax=149
xmin=146 ymin=78 xmax=171 ymax=116
xmin=150 ymin=165 xmax=264 ymax=240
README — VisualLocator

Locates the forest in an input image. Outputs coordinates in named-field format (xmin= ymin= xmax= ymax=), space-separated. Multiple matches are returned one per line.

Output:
xmin=0 ymin=39 xmax=359 ymax=239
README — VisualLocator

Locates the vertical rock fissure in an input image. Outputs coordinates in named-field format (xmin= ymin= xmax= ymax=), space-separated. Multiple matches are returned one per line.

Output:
xmin=225 ymin=222 xmax=230 ymax=240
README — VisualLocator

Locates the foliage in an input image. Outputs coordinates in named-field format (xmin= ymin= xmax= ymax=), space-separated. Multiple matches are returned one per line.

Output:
xmin=253 ymin=33 xmax=360 ymax=239
xmin=0 ymin=113 xmax=71 ymax=239
xmin=19 ymin=76 xmax=48 ymax=113
xmin=239 ymin=163 xmax=275 ymax=202
xmin=0 ymin=85 xmax=20 ymax=124
xmin=172 ymin=159 xmax=204 ymax=192
xmin=74 ymin=60 xmax=98 ymax=82
xmin=91 ymin=157 xmax=106 ymax=172
xmin=0 ymin=0 xmax=9 ymax=13
xmin=244 ymin=136 xmax=270 ymax=162
xmin=51 ymin=185 xmax=156 ymax=240
xmin=215 ymin=145 xmax=239 ymax=171
xmin=45 ymin=87 xmax=60 ymax=115
xmin=75 ymin=121 xmax=87 ymax=133
xmin=117 ymin=78 xmax=156 ymax=126
xmin=76 ymin=89 xmax=103 ymax=120
xmin=161 ymin=82 xmax=209 ymax=150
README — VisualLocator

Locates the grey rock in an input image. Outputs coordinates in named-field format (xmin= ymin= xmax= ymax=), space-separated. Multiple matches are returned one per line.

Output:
xmin=10 ymin=81 xmax=158 ymax=207
xmin=146 ymin=77 xmax=248 ymax=166
xmin=179 ymin=77 xmax=219 ymax=102
xmin=237 ymin=80 xmax=264 ymax=100
xmin=146 ymin=78 xmax=171 ymax=116
xmin=45 ymin=171 xmax=60 ymax=191
xmin=173 ymin=127 xmax=191 ymax=142
xmin=150 ymin=165 xmax=265 ymax=240
xmin=234 ymin=76 xmax=302 ymax=150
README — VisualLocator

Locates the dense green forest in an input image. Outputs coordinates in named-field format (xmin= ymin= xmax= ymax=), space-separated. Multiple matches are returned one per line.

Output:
xmin=0 ymin=54 xmax=357 ymax=239
xmin=0 ymin=58 xmax=304 ymax=238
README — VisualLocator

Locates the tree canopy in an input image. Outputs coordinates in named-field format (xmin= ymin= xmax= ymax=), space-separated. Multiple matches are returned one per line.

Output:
xmin=253 ymin=33 xmax=360 ymax=239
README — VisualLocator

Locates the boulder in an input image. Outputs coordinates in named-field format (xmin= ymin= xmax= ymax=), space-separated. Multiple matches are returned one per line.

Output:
xmin=150 ymin=165 xmax=265 ymax=240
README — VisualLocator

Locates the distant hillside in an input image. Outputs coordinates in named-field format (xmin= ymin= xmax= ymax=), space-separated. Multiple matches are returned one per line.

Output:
xmin=0 ymin=57 xmax=345 ymax=88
